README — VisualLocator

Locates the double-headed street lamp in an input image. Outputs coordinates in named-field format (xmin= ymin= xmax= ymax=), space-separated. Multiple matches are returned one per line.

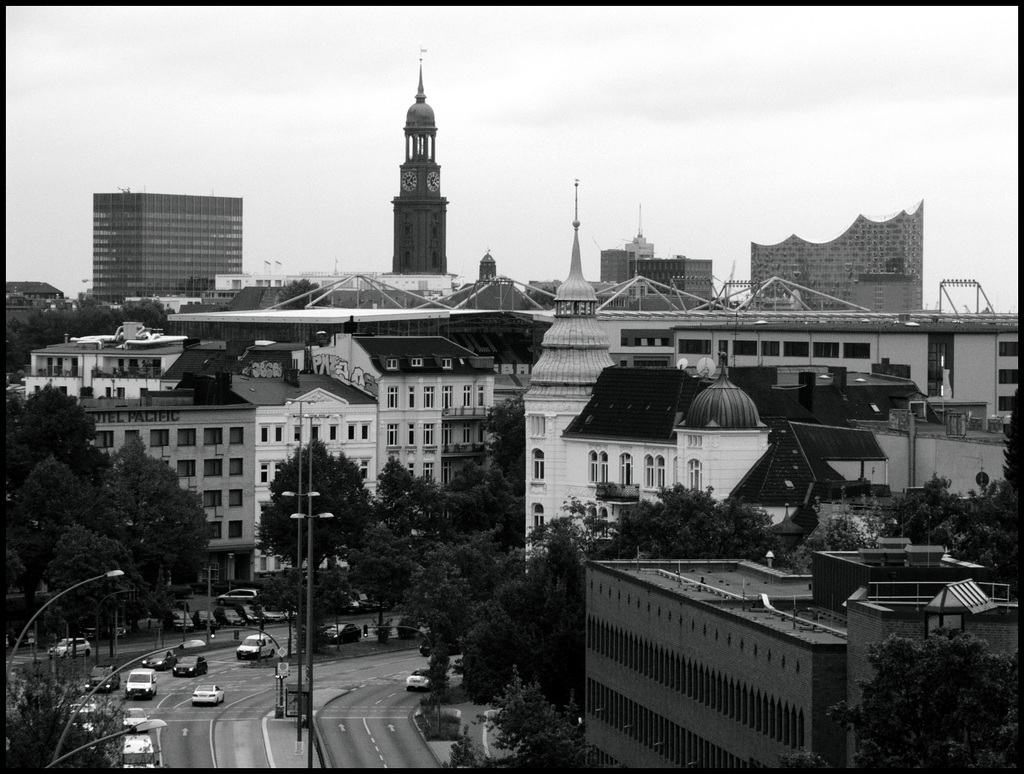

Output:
xmin=6 ymin=569 xmax=125 ymax=683
xmin=291 ymin=509 xmax=333 ymax=769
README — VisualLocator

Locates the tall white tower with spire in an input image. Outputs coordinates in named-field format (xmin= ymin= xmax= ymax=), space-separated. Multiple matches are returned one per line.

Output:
xmin=524 ymin=183 xmax=614 ymax=537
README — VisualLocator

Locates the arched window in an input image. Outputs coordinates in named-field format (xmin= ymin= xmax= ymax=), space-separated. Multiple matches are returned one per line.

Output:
xmin=589 ymin=450 xmax=599 ymax=482
xmin=532 ymin=503 xmax=544 ymax=528
xmin=599 ymin=507 xmax=609 ymax=522
xmin=620 ymin=453 xmax=633 ymax=485
xmin=655 ymin=455 xmax=666 ymax=488
xmin=688 ymin=459 xmax=702 ymax=490
xmin=644 ymin=455 xmax=655 ymax=488
xmin=532 ymin=448 xmax=545 ymax=481
xmin=599 ymin=452 xmax=609 ymax=482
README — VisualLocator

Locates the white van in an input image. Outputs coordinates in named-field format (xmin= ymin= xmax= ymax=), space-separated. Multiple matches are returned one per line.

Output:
xmin=236 ymin=634 xmax=275 ymax=661
xmin=125 ymin=668 xmax=157 ymax=700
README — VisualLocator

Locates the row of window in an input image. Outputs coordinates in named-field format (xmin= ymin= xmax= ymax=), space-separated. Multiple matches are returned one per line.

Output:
xmin=209 ymin=520 xmax=244 ymax=540
xmin=201 ymin=489 xmax=244 ymax=508
xmin=258 ymin=458 xmax=371 ymax=484
xmin=96 ymin=426 xmax=245 ymax=449
xmin=679 ymin=338 xmax=871 ymax=359
xmin=383 ymin=356 xmax=452 ymax=370
xmin=176 ymin=458 xmax=243 ymax=477
xmin=999 ymin=341 xmax=1018 ymax=357
xmin=385 ymin=422 xmax=483 ymax=448
xmin=259 ymin=423 xmax=371 ymax=444
xmin=588 ymin=618 xmax=805 ymax=750
xmin=384 ymin=384 xmax=485 ymax=410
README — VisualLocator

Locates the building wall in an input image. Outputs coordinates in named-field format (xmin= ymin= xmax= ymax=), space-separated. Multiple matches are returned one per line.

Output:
xmin=872 ymin=427 xmax=1007 ymax=493
xmin=586 ymin=564 xmax=847 ymax=767
xmin=93 ymin=192 xmax=242 ymax=303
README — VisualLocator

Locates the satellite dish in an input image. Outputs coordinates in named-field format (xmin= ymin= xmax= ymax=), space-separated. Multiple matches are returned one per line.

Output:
xmin=676 ymin=358 xmax=689 ymax=370
xmin=695 ymin=356 xmax=717 ymax=379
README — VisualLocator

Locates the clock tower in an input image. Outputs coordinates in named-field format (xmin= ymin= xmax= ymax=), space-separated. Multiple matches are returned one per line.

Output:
xmin=392 ymin=64 xmax=448 ymax=274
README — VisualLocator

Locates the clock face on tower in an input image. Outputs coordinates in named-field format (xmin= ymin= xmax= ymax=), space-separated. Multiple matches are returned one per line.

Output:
xmin=401 ymin=170 xmax=417 ymax=191
xmin=426 ymin=170 xmax=440 ymax=192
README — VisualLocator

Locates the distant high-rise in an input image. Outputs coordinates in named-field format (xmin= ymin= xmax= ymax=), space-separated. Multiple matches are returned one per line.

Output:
xmin=93 ymin=192 xmax=242 ymax=303
xmin=750 ymin=202 xmax=923 ymax=312
xmin=601 ymin=228 xmax=713 ymax=300
xmin=392 ymin=64 xmax=448 ymax=275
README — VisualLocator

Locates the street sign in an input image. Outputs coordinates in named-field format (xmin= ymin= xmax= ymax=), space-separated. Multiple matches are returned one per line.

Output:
xmin=276 ymin=661 xmax=290 ymax=679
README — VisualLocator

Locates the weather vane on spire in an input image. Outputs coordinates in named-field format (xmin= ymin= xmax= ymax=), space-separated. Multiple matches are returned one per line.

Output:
xmin=573 ymin=179 xmax=580 ymax=227
xmin=420 ymin=46 xmax=427 ymax=63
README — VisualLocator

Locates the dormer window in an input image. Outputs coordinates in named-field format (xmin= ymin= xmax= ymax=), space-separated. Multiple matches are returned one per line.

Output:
xmin=386 ymin=358 xmax=399 ymax=370
xmin=442 ymin=358 xmax=452 ymax=370
xmin=411 ymin=357 xmax=423 ymax=368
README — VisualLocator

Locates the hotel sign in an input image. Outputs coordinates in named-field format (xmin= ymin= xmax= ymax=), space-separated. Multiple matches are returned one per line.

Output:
xmin=89 ymin=410 xmax=182 ymax=424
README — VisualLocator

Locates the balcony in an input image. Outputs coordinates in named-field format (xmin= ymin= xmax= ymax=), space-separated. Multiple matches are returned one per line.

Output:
xmin=92 ymin=366 xmax=164 ymax=379
xmin=36 ymin=367 xmax=80 ymax=377
xmin=441 ymin=406 xmax=487 ymax=418
xmin=442 ymin=443 xmax=485 ymax=455
xmin=595 ymin=483 xmax=640 ymax=502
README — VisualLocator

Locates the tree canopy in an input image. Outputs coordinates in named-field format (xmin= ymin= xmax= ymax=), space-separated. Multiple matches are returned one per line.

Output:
xmin=830 ymin=629 xmax=1017 ymax=768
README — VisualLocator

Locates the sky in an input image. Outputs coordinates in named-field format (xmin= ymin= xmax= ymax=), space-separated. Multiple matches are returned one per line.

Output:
xmin=6 ymin=7 xmax=1019 ymax=312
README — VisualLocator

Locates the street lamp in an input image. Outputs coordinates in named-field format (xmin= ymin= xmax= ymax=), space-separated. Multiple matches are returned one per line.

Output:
xmin=6 ymin=569 xmax=125 ymax=683
xmin=46 ymin=719 xmax=167 ymax=768
xmin=291 ymin=510 xmax=334 ymax=769
xmin=93 ymin=588 xmax=133 ymax=664
xmin=51 ymin=639 xmax=205 ymax=764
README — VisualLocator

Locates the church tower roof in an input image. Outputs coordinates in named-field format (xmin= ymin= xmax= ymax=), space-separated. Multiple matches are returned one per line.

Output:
xmin=527 ymin=183 xmax=614 ymax=400
xmin=405 ymin=63 xmax=435 ymax=128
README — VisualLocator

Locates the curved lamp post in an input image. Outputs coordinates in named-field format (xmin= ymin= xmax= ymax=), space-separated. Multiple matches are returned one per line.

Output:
xmin=46 ymin=719 xmax=167 ymax=768
xmin=51 ymin=639 xmax=205 ymax=764
xmin=6 ymin=569 xmax=125 ymax=683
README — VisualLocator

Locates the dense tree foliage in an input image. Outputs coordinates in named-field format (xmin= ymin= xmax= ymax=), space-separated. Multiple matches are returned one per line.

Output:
xmin=829 ymin=629 xmax=1017 ymax=768
xmin=6 ymin=666 xmax=125 ymax=768
xmin=484 ymin=395 xmax=525 ymax=494
xmin=597 ymin=484 xmax=781 ymax=561
xmin=447 ymin=668 xmax=593 ymax=768
xmin=259 ymin=439 xmax=372 ymax=568
xmin=347 ymin=523 xmax=417 ymax=633
xmin=276 ymin=279 xmax=328 ymax=309
xmin=444 ymin=463 xmax=524 ymax=551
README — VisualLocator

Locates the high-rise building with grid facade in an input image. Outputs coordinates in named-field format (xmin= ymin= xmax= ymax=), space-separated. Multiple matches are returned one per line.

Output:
xmin=93 ymin=192 xmax=243 ymax=303
xmin=750 ymin=201 xmax=923 ymax=312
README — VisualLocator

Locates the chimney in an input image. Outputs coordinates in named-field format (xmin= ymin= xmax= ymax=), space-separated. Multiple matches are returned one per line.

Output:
xmin=798 ymin=371 xmax=815 ymax=413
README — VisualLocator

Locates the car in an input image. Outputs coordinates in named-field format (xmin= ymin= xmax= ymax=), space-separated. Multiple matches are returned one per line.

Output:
xmin=49 ymin=637 xmax=92 ymax=658
xmin=171 ymin=611 xmax=195 ymax=632
xmin=322 ymin=623 xmax=362 ymax=644
xmin=123 ymin=707 xmax=149 ymax=732
xmin=86 ymin=664 xmax=121 ymax=693
xmin=215 ymin=606 xmax=246 ymax=626
xmin=237 ymin=604 xmax=264 ymax=624
xmin=406 ymin=669 xmax=431 ymax=692
xmin=141 ymin=650 xmax=178 ymax=671
xmin=236 ymin=634 xmax=275 ymax=660
xmin=192 ymin=610 xmax=220 ymax=631
xmin=215 ymin=588 xmax=260 ymax=606
xmin=172 ymin=655 xmax=208 ymax=677
xmin=256 ymin=605 xmax=288 ymax=623
xmin=192 ymin=684 xmax=225 ymax=706
xmin=125 ymin=668 xmax=158 ymax=700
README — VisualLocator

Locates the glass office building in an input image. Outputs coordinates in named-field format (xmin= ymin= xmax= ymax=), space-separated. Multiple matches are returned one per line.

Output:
xmin=93 ymin=192 xmax=242 ymax=302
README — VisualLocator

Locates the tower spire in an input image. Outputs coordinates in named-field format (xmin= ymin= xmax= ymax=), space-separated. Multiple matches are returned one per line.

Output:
xmin=637 ymin=204 xmax=643 ymax=239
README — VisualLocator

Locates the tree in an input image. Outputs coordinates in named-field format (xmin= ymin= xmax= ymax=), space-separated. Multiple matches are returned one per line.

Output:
xmin=781 ymin=501 xmax=874 ymax=574
xmin=829 ymin=629 xmax=1017 ymax=768
xmin=484 ymin=395 xmax=525 ymax=494
xmin=461 ymin=519 xmax=586 ymax=708
xmin=373 ymin=457 xmax=445 ymax=540
xmin=94 ymin=436 xmax=208 ymax=588
xmin=348 ymin=523 xmax=417 ymax=635
xmin=1005 ymin=390 xmax=1017 ymax=490
xmin=444 ymin=463 xmax=524 ymax=551
xmin=6 ymin=664 xmax=124 ymax=768
xmin=259 ymin=439 xmax=372 ymax=568
xmin=6 ymin=386 xmax=108 ymax=493
xmin=276 ymin=279 xmax=327 ymax=309
xmin=600 ymin=484 xmax=780 ymax=561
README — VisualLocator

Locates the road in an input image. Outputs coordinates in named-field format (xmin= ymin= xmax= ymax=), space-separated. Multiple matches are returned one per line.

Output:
xmin=117 ymin=635 xmax=437 ymax=768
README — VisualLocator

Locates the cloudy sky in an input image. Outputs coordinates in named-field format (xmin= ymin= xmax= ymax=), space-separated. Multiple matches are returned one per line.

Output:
xmin=6 ymin=7 xmax=1018 ymax=311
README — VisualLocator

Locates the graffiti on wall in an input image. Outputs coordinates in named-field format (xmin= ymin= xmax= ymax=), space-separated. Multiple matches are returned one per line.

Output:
xmin=241 ymin=361 xmax=284 ymax=379
xmin=311 ymin=352 xmax=378 ymax=396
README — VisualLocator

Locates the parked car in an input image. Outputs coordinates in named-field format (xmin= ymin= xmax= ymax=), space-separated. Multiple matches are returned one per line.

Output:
xmin=192 ymin=610 xmax=220 ymax=631
xmin=215 ymin=588 xmax=260 ymax=606
xmin=192 ymin=684 xmax=225 ymax=707
xmin=86 ymin=664 xmax=121 ymax=693
xmin=125 ymin=668 xmax=158 ymax=700
xmin=322 ymin=623 xmax=362 ymax=644
xmin=236 ymin=634 xmax=275 ymax=661
xmin=49 ymin=638 xmax=91 ymax=658
xmin=257 ymin=605 xmax=289 ymax=623
xmin=215 ymin=606 xmax=246 ymax=626
xmin=237 ymin=604 xmax=264 ymax=624
xmin=406 ymin=669 xmax=431 ymax=692
xmin=123 ymin=707 xmax=149 ymax=732
xmin=82 ymin=625 xmax=128 ymax=639
xmin=172 ymin=655 xmax=208 ymax=677
xmin=171 ymin=611 xmax=195 ymax=632
xmin=141 ymin=650 xmax=178 ymax=671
